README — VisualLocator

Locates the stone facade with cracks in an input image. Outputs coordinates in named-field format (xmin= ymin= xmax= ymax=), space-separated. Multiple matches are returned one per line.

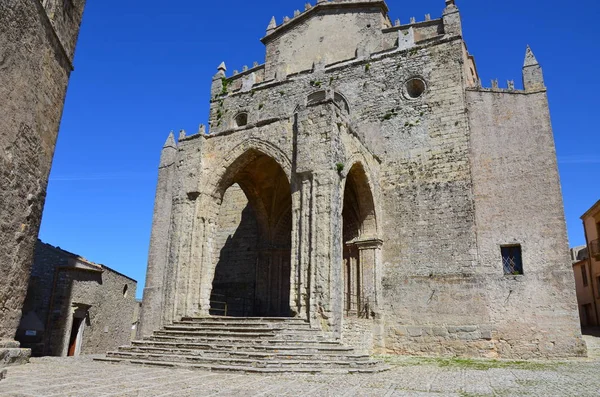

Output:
xmin=0 ymin=0 xmax=86 ymax=368
xmin=139 ymin=0 xmax=586 ymax=359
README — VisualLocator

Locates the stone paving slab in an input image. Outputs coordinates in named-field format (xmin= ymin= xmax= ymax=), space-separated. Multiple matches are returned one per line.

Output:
xmin=1 ymin=355 xmax=600 ymax=396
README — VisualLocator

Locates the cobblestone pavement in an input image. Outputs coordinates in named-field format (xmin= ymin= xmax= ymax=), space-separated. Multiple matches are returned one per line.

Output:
xmin=1 ymin=353 xmax=599 ymax=397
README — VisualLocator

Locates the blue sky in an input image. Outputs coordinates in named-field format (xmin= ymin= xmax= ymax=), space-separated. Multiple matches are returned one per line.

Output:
xmin=39 ymin=0 xmax=600 ymax=298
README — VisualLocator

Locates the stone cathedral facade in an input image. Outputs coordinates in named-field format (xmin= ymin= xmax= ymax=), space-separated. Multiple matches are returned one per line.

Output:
xmin=138 ymin=0 xmax=585 ymax=359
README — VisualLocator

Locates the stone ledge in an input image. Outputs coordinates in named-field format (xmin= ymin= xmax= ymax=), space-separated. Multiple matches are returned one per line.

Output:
xmin=0 ymin=348 xmax=31 ymax=368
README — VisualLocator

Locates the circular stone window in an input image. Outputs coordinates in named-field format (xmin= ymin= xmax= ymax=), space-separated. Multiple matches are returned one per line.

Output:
xmin=405 ymin=78 xmax=426 ymax=99
xmin=235 ymin=113 xmax=248 ymax=127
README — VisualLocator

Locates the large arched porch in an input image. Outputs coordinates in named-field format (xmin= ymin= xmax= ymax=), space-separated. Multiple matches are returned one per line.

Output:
xmin=209 ymin=150 xmax=292 ymax=317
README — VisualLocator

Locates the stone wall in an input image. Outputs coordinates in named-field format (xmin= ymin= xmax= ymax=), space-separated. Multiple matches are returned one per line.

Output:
xmin=263 ymin=2 xmax=390 ymax=79
xmin=0 ymin=0 xmax=85 ymax=363
xmin=467 ymin=88 xmax=586 ymax=358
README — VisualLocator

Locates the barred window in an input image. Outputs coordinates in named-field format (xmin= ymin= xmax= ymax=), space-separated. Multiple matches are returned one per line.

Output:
xmin=501 ymin=245 xmax=523 ymax=275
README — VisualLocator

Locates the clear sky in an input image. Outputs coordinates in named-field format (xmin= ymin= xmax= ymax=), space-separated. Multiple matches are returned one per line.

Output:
xmin=39 ymin=0 xmax=600 ymax=298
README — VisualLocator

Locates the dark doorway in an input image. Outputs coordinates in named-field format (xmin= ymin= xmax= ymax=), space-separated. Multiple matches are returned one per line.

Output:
xmin=341 ymin=163 xmax=377 ymax=318
xmin=211 ymin=152 xmax=292 ymax=317
xmin=67 ymin=316 xmax=84 ymax=357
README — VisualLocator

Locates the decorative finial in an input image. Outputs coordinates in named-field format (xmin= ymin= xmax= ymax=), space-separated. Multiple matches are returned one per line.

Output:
xmin=507 ymin=80 xmax=515 ymax=90
xmin=524 ymin=45 xmax=539 ymax=67
xmin=395 ymin=19 xmax=400 ymax=26
xmin=233 ymin=70 xmax=239 ymax=75
xmin=284 ymin=16 xmax=290 ymax=23
xmin=305 ymin=3 xmax=312 ymax=11
xmin=253 ymin=61 xmax=259 ymax=67
xmin=491 ymin=79 xmax=499 ymax=89
xmin=243 ymin=65 xmax=248 ymax=72
xmin=410 ymin=17 xmax=416 ymax=24
xmin=267 ymin=16 xmax=277 ymax=32
xmin=198 ymin=124 xmax=206 ymax=135
xmin=294 ymin=10 xmax=301 ymax=17
xmin=178 ymin=129 xmax=186 ymax=140
xmin=163 ymin=131 xmax=176 ymax=149
xmin=425 ymin=14 xmax=431 ymax=21
xmin=217 ymin=62 xmax=226 ymax=73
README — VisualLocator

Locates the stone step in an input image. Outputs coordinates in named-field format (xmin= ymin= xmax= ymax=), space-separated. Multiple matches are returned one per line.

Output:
xmin=95 ymin=356 xmax=389 ymax=375
xmin=180 ymin=316 xmax=307 ymax=324
xmin=131 ymin=340 xmax=354 ymax=353
xmin=172 ymin=321 xmax=312 ymax=330
xmin=105 ymin=351 xmax=379 ymax=369
xmin=97 ymin=316 xmax=386 ymax=374
xmin=163 ymin=325 xmax=285 ymax=333
xmin=153 ymin=330 xmax=279 ymax=338
xmin=147 ymin=335 xmax=337 ymax=345
xmin=118 ymin=345 xmax=369 ymax=360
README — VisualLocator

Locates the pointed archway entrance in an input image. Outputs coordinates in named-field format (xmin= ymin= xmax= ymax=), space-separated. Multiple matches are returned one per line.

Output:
xmin=342 ymin=162 xmax=380 ymax=318
xmin=210 ymin=150 xmax=292 ymax=317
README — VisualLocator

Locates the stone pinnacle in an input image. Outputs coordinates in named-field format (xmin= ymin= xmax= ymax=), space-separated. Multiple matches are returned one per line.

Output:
xmin=524 ymin=45 xmax=539 ymax=67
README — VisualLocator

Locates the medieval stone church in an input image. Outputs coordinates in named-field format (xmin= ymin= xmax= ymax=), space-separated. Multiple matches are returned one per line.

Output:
xmin=122 ymin=0 xmax=584 ymax=369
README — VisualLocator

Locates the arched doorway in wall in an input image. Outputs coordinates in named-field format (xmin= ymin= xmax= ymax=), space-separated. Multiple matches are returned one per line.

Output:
xmin=342 ymin=163 xmax=377 ymax=318
xmin=210 ymin=150 xmax=292 ymax=317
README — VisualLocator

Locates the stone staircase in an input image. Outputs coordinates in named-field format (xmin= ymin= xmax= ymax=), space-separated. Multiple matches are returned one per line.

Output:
xmin=96 ymin=316 xmax=389 ymax=374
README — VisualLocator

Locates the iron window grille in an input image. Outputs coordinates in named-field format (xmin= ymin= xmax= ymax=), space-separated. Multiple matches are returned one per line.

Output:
xmin=501 ymin=245 xmax=523 ymax=275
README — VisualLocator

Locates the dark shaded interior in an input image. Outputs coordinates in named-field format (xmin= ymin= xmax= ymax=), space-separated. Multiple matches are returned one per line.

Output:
xmin=211 ymin=152 xmax=292 ymax=317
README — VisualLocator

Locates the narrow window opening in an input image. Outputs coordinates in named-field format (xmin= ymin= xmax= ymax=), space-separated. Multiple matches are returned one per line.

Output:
xmin=123 ymin=284 xmax=128 ymax=297
xmin=582 ymin=265 xmax=589 ymax=287
xmin=235 ymin=113 xmax=248 ymax=127
xmin=501 ymin=245 xmax=523 ymax=275
xmin=307 ymin=90 xmax=326 ymax=105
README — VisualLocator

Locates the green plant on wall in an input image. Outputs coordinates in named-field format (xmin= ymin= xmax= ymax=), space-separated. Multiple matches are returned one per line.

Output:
xmin=335 ymin=162 xmax=345 ymax=173
xmin=382 ymin=109 xmax=398 ymax=121
xmin=221 ymin=77 xmax=231 ymax=95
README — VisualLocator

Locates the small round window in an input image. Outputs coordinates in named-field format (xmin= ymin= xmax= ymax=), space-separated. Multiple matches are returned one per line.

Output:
xmin=405 ymin=78 xmax=426 ymax=99
xmin=235 ymin=113 xmax=248 ymax=127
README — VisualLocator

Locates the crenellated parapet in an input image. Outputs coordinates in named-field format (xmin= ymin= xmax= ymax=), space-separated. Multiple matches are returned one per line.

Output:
xmin=209 ymin=1 xmax=465 ymax=89
xmin=468 ymin=46 xmax=546 ymax=94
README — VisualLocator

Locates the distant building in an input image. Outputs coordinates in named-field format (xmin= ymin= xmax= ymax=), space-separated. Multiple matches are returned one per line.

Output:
xmin=571 ymin=246 xmax=596 ymax=327
xmin=16 ymin=241 xmax=138 ymax=357
xmin=577 ymin=200 xmax=600 ymax=328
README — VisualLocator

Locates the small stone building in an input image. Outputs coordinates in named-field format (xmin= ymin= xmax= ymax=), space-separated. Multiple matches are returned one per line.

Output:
xmin=16 ymin=241 xmax=138 ymax=357
xmin=571 ymin=246 xmax=596 ymax=327
xmin=138 ymin=0 xmax=585 ymax=359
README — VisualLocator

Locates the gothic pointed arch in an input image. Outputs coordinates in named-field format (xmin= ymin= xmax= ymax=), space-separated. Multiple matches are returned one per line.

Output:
xmin=341 ymin=161 xmax=379 ymax=318
xmin=209 ymin=147 xmax=292 ymax=317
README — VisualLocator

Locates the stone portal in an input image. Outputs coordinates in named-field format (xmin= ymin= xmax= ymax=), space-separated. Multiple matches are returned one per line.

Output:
xmin=210 ymin=153 xmax=292 ymax=317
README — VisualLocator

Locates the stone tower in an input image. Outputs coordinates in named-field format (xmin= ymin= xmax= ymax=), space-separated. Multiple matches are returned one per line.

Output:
xmin=139 ymin=0 xmax=585 ymax=359
xmin=0 ymin=0 xmax=87 ymax=365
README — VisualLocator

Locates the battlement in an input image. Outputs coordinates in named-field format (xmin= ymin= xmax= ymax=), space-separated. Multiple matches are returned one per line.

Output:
xmin=468 ymin=46 xmax=546 ymax=94
xmin=211 ymin=1 xmax=462 ymax=100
